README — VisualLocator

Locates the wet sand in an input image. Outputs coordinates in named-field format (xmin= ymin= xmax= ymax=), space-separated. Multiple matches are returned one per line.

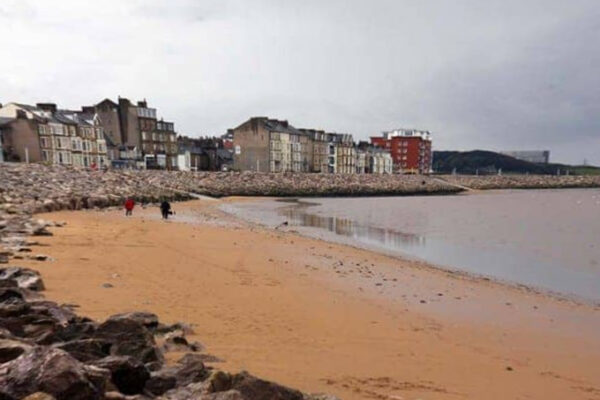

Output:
xmin=21 ymin=199 xmax=600 ymax=400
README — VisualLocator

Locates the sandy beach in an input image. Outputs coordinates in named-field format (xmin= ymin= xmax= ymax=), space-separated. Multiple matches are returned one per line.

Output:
xmin=19 ymin=199 xmax=600 ymax=400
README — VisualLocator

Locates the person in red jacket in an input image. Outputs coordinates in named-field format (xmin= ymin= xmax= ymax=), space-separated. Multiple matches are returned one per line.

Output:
xmin=124 ymin=198 xmax=135 ymax=216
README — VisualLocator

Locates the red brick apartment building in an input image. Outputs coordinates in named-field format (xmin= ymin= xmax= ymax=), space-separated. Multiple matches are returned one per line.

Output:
xmin=371 ymin=129 xmax=432 ymax=174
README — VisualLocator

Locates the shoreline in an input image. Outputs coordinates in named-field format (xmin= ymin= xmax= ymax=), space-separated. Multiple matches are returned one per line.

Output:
xmin=219 ymin=194 xmax=600 ymax=307
xmin=15 ymin=199 xmax=600 ymax=400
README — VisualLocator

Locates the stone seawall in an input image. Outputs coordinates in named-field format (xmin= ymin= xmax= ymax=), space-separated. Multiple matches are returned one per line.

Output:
xmin=438 ymin=175 xmax=600 ymax=190
xmin=1 ymin=164 xmax=462 ymax=215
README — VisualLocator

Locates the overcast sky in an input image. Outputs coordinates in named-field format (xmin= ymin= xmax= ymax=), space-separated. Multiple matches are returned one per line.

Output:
xmin=1 ymin=0 xmax=598 ymax=164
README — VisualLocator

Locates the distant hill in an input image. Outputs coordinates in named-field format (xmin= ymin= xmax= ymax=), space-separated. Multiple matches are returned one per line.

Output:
xmin=432 ymin=150 xmax=600 ymax=175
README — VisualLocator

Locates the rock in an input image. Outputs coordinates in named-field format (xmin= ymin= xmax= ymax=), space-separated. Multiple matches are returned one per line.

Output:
xmin=161 ymin=330 xmax=201 ymax=353
xmin=108 ymin=312 xmax=159 ymax=331
xmin=144 ymin=354 xmax=209 ymax=396
xmin=22 ymin=393 xmax=57 ymax=400
xmin=102 ymin=283 xmax=114 ymax=288
xmin=304 ymin=395 xmax=341 ymax=400
xmin=0 ymin=338 xmax=33 ymax=363
xmin=0 ymin=346 xmax=108 ymax=400
xmin=230 ymin=371 xmax=305 ymax=400
xmin=206 ymin=370 xmax=233 ymax=393
xmin=155 ymin=321 xmax=194 ymax=336
xmin=145 ymin=370 xmax=177 ymax=396
xmin=54 ymin=338 xmax=112 ymax=362
xmin=0 ymin=267 xmax=45 ymax=291
xmin=38 ymin=320 xmax=97 ymax=345
xmin=91 ymin=356 xmax=150 ymax=395
xmin=173 ymin=353 xmax=210 ymax=386
xmin=94 ymin=317 xmax=163 ymax=364
xmin=103 ymin=391 xmax=150 ymax=400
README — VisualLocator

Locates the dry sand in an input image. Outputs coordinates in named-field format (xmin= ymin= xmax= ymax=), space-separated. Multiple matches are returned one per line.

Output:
xmin=19 ymin=199 xmax=600 ymax=400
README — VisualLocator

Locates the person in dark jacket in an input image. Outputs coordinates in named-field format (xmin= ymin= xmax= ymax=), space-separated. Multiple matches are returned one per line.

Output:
xmin=160 ymin=200 xmax=171 ymax=219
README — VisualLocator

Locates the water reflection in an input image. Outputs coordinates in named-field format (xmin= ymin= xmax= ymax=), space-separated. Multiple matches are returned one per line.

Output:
xmin=279 ymin=201 xmax=426 ymax=248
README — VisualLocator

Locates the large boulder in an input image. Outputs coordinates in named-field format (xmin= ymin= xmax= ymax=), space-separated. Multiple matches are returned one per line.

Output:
xmin=0 ymin=338 xmax=32 ymax=363
xmin=172 ymin=353 xmax=210 ymax=386
xmin=0 ymin=267 xmax=45 ymax=291
xmin=145 ymin=353 xmax=209 ymax=396
xmin=0 ymin=346 xmax=108 ymax=400
xmin=54 ymin=338 xmax=112 ymax=362
xmin=107 ymin=312 xmax=159 ymax=331
xmin=94 ymin=316 xmax=163 ymax=364
xmin=91 ymin=356 xmax=150 ymax=395
xmin=38 ymin=320 xmax=97 ymax=345
xmin=230 ymin=372 xmax=304 ymax=400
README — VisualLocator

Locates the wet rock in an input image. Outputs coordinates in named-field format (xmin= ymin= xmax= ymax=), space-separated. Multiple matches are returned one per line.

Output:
xmin=94 ymin=317 xmax=163 ymax=364
xmin=161 ymin=330 xmax=201 ymax=353
xmin=0 ymin=338 xmax=33 ymax=363
xmin=108 ymin=312 xmax=159 ymax=331
xmin=0 ymin=267 xmax=45 ymax=291
xmin=21 ymin=393 xmax=56 ymax=400
xmin=304 ymin=395 xmax=341 ymax=400
xmin=173 ymin=353 xmax=210 ymax=386
xmin=230 ymin=371 xmax=305 ymax=400
xmin=145 ymin=370 xmax=177 ymax=396
xmin=145 ymin=353 xmax=209 ymax=396
xmin=205 ymin=370 xmax=233 ymax=393
xmin=54 ymin=338 xmax=112 ymax=362
xmin=155 ymin=321 xmax=194 ymax=335
xmin=91 ymin=356 xmax=150 ymax=395
xmin=0 ymin=346 xmax=108 ymax=400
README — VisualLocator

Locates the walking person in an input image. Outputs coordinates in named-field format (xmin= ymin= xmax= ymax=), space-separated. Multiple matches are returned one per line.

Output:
xmin=160 ymin=200 xmax=171 ymax=220
xmin=124 ymin=197 xmax=135 ymax=216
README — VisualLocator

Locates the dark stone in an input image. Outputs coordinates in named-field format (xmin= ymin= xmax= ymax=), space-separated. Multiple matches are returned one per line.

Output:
xmin=0 ymin=338 xmax=32 ymax=363
xmin=107 ymin=312 xmax=159 ymax=331
xmin=230 ymin=372 xmax=304 ymax=400
xmin=54 ymin=338 xmax=112 ymax=362
xmin=38 ymin=321 xmax=97 ymax=345
xmin=205 ymin=370 xmax=232 ymax=393
xmin=91 ymin=356 xmax=150 ymax=395
xmin=144 ymin=354 xmax=209 ymax=396
xmin=0 ymin=347 xmax=108 ymax=400
xmin=94 ymin=317 xmax=162 ymax=364
xmin=145 ymin=370 xmax=177 ymax=396
xmin=0 ymin=267 xmax=45 ymax=291
xmin=174 ymin=353 xmax=210 ymax=386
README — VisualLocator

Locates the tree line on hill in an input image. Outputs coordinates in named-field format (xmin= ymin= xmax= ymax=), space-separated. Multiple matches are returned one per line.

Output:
xmin=432 ymin=150 xmax=600 ymax=175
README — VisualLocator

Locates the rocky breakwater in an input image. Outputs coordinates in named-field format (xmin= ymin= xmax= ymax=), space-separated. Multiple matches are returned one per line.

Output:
xmin=439 ymin=174 xmax=600 ymax=190
xmin=0 ymin=163 xmax=190 ymax=215
xmin=0 ymin=266 xmax=337 ymax=400
xmin=166 ymin=171 xmax=464 ymax=197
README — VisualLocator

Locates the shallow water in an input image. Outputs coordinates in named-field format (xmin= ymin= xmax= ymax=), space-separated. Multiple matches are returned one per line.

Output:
xmin=222 ymin=189 xmax=600 ymax=302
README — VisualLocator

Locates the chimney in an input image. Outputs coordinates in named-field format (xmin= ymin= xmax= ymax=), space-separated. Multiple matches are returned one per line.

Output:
xmin=137 ymin=100 xmax=147 ymax=108
xmin=81 ymin=106 xmax=95 ymax=114
xmin=36 ymin=103 xmax=57 ymax=113
xmin=16 ymin=110 xmax=27 ymax=119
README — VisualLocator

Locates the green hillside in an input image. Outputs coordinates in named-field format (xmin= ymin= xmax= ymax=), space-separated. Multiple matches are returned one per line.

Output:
xmin=433 ymin=150 xmax=600 ymax=175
